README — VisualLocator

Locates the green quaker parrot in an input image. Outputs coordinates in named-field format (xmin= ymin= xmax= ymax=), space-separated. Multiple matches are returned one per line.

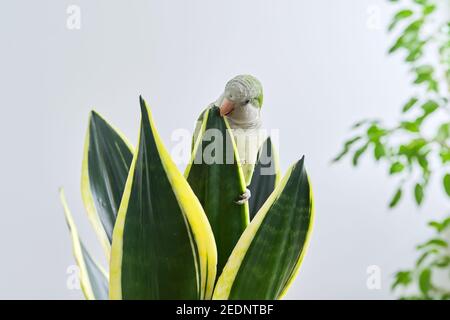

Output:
xmin=192 ymin=75 xmax=278 ymax=208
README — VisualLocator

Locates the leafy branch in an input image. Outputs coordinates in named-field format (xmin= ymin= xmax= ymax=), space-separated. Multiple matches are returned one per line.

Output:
xmin=334 ymin=0 xmax=450 ymax=299
xmin=334 ymin=0 xmax=449 ymax=207
xmin=392 ymin=217 xmax=450 ymax=300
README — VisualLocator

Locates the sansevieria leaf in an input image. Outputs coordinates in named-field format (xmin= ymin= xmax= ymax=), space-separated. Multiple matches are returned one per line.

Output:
xmin=110 ymin=97 xmax=217 ymax=300
xmin=59 ymin=189 xmax=109 ymax=300
xmin=213 ymin=157 xmax=314 ymax=300
xmin=186 ymin=106 xmax=249 ymax=277
xmin=247 ymin=137 xmax=281 ymax=220
xmin=81 ymin=111 xmax=133 ymax=260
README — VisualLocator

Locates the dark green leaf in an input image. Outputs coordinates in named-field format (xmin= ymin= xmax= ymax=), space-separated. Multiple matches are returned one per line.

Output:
xmin=213 ymin=158 xmax=313 ymax=299
xmin=110 ymin=97 xmax=217 ymax=300
xmin=82 ymin=111 xmax=133 ymax=249
xmin=186 ymin=107 xmax=249 ymax=276
xmin=248 ymin=137 xmax=279 ymax=220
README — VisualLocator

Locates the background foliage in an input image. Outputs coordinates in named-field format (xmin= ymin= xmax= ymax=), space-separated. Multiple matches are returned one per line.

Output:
xmin=334 ymin=0 xmax=449 ymax=299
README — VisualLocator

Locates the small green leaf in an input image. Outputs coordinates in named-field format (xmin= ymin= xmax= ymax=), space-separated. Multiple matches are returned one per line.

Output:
xmin=388 ymin=9 xmax=414 ymax=31
xmin=367 ymin=124 xmax=387 ymax=141
xmin=437 ymin=123 xmax=450 ymax=141
xmin=423 ymin=4 xmax=436 ymax=15
xmin=443 ymin=174 xmax=450 ymax=197
xmin=441 ymin=293 xmax=450 ymax=300
xmin=332 ymin=136 xmax=361 ymax=162
xmin=400 ymin=121 xmax=420 ymax=132
xmin=433 ymin=256 xmax=450 ymax=268
xmin=352 ymin=143 xmax=369 ymax=166
xmin=416 ymin=249 xmax=438 ymax=267
xmin=416 ymin=154 xmax=429 ymax=171
xmin=389 ymin=37 xmax=404 ymax=53
xmin=395 ymin=9 xmax=414 ymax=20
xmin=428 ymin=221 xmax=443 ymax=233
xmin=421 ymin=100 xmax=439 ymax=114
xmin=417 ymin=238 xmax=448 ymax=249
xmin=430 ymin=217 xmax=450 ymax=233
xmin=413 ymin=0 xmax=426 ymax=5
xmin=392 ymin=271 xmax=412 ymax=290
xmin=418 ymin=268 xmax=432 ymax=296
xmin=374 ymin=143 xmax=386 ymax=160
xmin=414 ymin=65 xmax=434 ymax=84
xmin=439 ymin=149 xmax=450 ymax=164
xmin=402 ymin=97 xmax=418 ymax=112
xmin=389 ymin=188 xmax=403 ymax=208
xmin=389 ymin=162 xmax=405 ymax=174
xmin=405 ymin=47 xmax=423 ymax=62
xmin=414 ymin=183 xmax=424 ymax=205
xmin=351 ymin=120 xmax=369 ymax=129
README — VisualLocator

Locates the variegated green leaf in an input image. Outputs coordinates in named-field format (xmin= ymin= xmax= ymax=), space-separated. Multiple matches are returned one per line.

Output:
xmin=81 ymin=111 xmax=133 ymax=260
xmin=248 ymin=137 xmax=281 ymax=220
xmin=110 ymin=97 xmax=217 ymax=300
xmin=213 ymin=157 xmax=314 ymax=300
xmin=185 ymin=106 xmax=249 ymax=277
xmin=60 ymin=189 xmax=109 ymax=300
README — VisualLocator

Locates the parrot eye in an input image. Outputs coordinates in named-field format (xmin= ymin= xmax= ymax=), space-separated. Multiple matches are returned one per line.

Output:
xmin=245 ymin=99 xmax=250 ymax=104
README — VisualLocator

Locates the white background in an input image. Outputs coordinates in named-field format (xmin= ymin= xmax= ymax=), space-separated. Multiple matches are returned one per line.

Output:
xmin=0 ymin=0 xmax=447 ymax=299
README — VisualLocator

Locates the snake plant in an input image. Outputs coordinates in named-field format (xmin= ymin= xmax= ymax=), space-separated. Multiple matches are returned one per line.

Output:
xmin=60 ymin=96 xmax=314 ymax=300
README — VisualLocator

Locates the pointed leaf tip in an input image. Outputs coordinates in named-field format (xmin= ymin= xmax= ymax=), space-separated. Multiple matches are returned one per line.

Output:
xmin=139 ymin=95 xmax=145 ymax=106
xmin=81 ymin=110 xmax=133 ymax=259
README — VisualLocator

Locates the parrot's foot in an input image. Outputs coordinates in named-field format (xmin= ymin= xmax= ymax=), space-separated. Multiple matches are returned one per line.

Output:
xmin=235 ymin=188 xmax=251 ymax=205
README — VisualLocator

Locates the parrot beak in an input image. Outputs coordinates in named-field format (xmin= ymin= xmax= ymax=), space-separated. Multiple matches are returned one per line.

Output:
xmin=219 ymin=98 xmax=235 ymax=117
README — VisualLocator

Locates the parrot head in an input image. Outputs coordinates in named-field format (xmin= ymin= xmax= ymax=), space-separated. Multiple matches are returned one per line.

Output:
xmin=218 ymin=75 xmax=263 ymax=128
